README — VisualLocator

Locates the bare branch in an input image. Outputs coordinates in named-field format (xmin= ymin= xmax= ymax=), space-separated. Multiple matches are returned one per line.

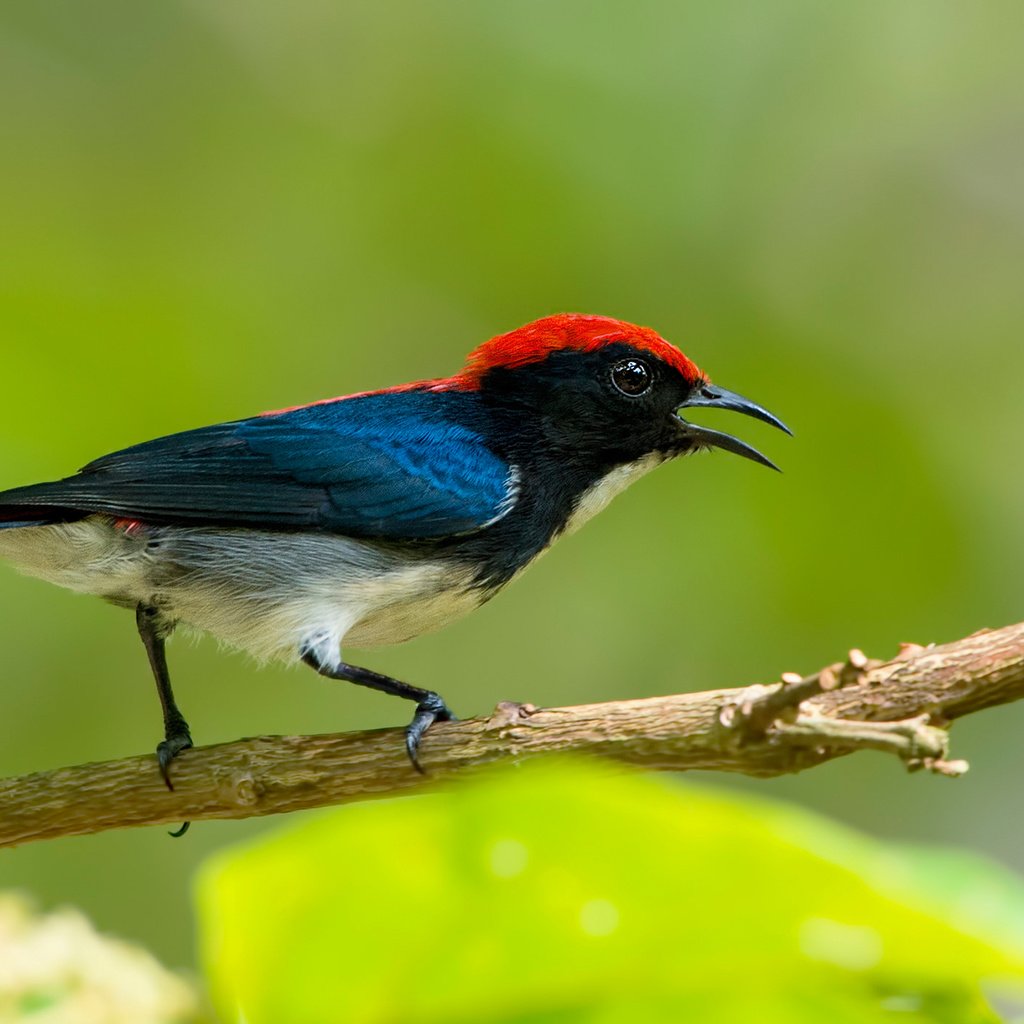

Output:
xmin=1 ymin=621 xmax=1022 ymax=848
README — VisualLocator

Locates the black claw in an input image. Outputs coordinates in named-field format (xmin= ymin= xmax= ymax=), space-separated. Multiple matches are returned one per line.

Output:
xmin=156 ymin=729 xmax=193 ymax=791
xmin=405 ymin=733 xmax=427 ymax=775
xmin=156 ymin=731 xmax=193 ymax=838
xmin=404 ymin=693 xmax=454 ymax=774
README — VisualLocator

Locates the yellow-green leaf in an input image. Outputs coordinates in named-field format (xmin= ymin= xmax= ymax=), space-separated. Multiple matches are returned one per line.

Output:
xmin=197 ymin=762 xmax=1024 ymax=1023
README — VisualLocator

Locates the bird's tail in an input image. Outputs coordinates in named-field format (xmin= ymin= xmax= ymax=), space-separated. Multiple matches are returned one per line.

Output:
xmin=0 ymin=479 xmax=78 ymax=530
xmin=0 ymin=499 xmax=61 ymax=531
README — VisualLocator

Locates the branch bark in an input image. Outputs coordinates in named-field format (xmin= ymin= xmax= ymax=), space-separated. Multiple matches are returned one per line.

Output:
xmin=2 ymin=621 xmax=1022 ymax=849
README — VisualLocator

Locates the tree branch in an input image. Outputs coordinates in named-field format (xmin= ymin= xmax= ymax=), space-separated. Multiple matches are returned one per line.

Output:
xmin=2 ymin=622 xmax=1022 ymax=848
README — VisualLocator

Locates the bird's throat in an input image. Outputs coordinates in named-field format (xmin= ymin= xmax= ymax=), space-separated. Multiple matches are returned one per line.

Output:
xmin=560 ymin=452 xmax=666 ymax=538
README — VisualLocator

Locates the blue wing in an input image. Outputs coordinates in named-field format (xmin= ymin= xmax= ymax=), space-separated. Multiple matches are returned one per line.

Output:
xmin=0 ymin=391 xmax=516 ymax=539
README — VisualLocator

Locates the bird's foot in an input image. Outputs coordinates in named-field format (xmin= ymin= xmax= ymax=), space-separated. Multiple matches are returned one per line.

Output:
xmin=156 ymin=728 xmax=193 ymax=791
xmin=405 ymin=693 xmax=456 ymax=775
xmin=156 ymin=727 xmax=193 ymax=838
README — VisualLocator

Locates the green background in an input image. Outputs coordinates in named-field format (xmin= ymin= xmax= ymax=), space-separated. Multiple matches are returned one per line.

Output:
xmin=0 ymin=0 xmax=1022 ymax=970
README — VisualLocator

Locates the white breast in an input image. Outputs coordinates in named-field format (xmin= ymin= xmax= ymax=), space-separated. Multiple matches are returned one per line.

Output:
xmin=562 ymin=453 xmax=664 ymax=537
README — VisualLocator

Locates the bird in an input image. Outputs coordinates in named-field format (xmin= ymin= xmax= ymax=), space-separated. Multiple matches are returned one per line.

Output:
xmin=0 ymin=313 xmax=788 ymax=789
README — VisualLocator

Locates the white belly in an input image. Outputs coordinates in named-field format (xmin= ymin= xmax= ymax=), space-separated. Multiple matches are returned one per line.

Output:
xmin=0 ymin=519 xmax=489 ymax=665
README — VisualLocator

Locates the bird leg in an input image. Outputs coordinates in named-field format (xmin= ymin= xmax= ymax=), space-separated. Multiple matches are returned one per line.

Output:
xmin=300 ymin=648 xmax=455 ymax=773
xmin=135 ymin=604 xmax=192 ymax=791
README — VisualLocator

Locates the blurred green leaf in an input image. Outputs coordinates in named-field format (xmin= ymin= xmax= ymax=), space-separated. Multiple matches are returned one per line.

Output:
xmin=197 ymin=762 xmax=1023 ymax=1023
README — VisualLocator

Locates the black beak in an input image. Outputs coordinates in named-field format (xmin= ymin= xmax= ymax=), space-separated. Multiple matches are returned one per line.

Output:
xmin=673 ymin=383 xmax=791 ymax=471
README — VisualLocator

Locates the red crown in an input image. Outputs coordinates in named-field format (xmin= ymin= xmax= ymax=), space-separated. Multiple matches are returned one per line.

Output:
xmin=459 ymin=313 xmax=704 ymax=386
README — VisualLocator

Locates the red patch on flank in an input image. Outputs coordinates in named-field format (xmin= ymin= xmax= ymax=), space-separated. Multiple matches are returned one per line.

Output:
xmin=259 ymin=314 xmax=704 ymax=415
xmin=456 ymin=313 xmax=706 ymax=387
xmin=114 ymin=518 xmax=146 ymax=537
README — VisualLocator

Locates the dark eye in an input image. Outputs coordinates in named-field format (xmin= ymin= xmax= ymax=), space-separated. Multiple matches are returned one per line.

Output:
xmin=610 ymin=358 xmax=652 ymax=397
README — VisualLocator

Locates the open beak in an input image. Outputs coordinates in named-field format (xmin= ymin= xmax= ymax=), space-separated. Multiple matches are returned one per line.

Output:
xmin=673 ymin=383 xmax=791 ymax=471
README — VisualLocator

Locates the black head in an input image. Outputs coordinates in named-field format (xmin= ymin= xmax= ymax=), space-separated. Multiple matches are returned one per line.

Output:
xmin=461 ymin=314 xmax=789 ymax=470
